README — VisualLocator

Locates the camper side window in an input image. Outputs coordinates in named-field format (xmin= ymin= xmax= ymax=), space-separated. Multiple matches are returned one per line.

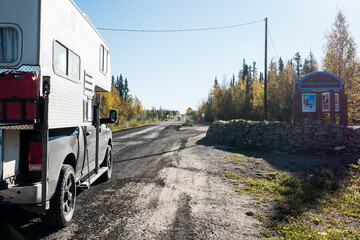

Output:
xmin=0 ymin=26 xmax=20 ymax=64
xmin=54 ymin=41 xmax=80 ymax=80
xmin=100 ymin=45 xmax=108 ymax=75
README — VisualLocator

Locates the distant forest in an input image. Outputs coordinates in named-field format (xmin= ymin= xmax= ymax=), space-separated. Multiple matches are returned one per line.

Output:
xmin=195 ymin=11 xmax=360 ymax=125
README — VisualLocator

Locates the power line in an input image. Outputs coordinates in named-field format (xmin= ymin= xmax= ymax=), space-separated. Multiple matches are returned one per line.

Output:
xmin=268 ymin=27 xmax=278 ymax=59
xmin=97 ymin=19 xmax=264 ymax=33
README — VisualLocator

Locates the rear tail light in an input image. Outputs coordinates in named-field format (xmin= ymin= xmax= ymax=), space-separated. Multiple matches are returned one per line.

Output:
xmin=28 ymin=142 xmax=43 ymax=172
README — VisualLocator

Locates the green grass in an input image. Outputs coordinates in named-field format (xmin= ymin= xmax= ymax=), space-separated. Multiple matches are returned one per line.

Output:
xmin=224 ymin=159 xmax=360 ymax=239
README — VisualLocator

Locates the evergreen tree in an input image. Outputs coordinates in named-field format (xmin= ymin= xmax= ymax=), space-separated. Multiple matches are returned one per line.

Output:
xmin=252 ymin=62 xmax=257 ymax=79
xmin=293 ymin=52 xmax=302 ymax=80
xmin=303 ymin=51 xmax=318 ymax=75
xmin=308 ymin=51 xmax=318 ymax=73
xmin=259 ymin=72 xmax=264 ymax=82
xmin=249 ymin=66 xmax=253 ymax=81
xmin=124 ymin=78 xmax=129 ymax=100
xmin=278 ymin=57 xmax=284 ymax=73
xmin=242 ymin=65 xmax=249 ymax=82
xmin=115 ymin=74 xmax=125 ymax=99
xmin=303 ymin=58 xmax=310 ymax=75
xmin=230 ymin=74 xmax=235 ymax=87
xmin=214 ymin=77 xmax=219 ymax=88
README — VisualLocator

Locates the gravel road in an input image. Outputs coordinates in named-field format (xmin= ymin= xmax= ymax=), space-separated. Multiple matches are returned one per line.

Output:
xmin=0 ymin=122 xmax=262 ymax=239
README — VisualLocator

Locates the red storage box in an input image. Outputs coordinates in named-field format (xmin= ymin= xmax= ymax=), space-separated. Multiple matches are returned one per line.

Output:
xmin=0 ymin=72 xmax=39 ymax=122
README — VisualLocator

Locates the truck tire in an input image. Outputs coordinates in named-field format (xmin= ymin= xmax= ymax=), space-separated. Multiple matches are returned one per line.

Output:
xmin=101 ymin=145 xmax=112 ymax=181
xmin=41 ymin=164 xmax=76 ymax=227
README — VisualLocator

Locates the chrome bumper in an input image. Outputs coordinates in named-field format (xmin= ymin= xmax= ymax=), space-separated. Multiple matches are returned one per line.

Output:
xmin=0 ymin=183 xmax=42 ymax=204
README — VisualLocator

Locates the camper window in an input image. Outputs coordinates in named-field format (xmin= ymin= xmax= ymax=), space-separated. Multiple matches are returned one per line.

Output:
xmin=69 ymin=51 xmax=80 ymax=80
xmin=100 ymin=45 xmax=108 ymax=74
xmin=0 ymin=27 xmax=19 ymax=63
xmin=54 ymin=42 xmax=67 ymax=75
xmin=54 ymin=41 xmax=80 ymax=80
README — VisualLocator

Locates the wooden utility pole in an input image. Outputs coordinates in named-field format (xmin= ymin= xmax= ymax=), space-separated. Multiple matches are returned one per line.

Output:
xmin=264 ymin=18 xmax=268 ymax=120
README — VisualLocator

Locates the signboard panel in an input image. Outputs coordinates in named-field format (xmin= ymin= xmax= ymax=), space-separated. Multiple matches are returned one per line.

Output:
xmin=302 ymin=93 xmax=316 ymax=112
xmin=335 ymin=93 xmax=339 ymax=112
xmin=322 ymin=92 xmax=330 ymax=112
xmin=299 ymin=71 xmax=343 ymax=90
xmin=137 ymin=114 xmax=146 ymax=119
xmin=186 ymin=108 xmax=193 ymax=114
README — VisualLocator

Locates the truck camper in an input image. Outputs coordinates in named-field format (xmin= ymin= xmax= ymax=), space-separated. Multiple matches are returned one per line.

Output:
xmin=0 ymin=0 xmax=116 ymax=227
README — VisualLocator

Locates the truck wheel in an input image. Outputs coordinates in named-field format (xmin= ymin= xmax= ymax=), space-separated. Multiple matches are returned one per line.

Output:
xmin=101 ymin=145 xmax=112 ymax=181
xmin=41 ymin=164 xmax=76 ymax=227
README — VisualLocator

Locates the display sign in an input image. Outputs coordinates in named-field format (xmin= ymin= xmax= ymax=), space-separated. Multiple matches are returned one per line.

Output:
xmin=335 ymin=93 xmax=339 ymax=112
xmin=186 ymin=107 xmax=193 ymax=114
xmin=299 ymin=71 xmax=343 ymax=90
xmin=322 ymin=92 xmax=330 ymax=112
xmin=294 ymin=71 xmax=347 ymax=125
xmin=137 ymin=114 xmax=147 ymax=119
xmin=302 ymin=93 xmax=316 ymax=112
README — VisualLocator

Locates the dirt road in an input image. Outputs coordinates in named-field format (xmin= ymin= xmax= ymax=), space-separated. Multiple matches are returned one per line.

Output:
xmin=0 ymin=122 xmax=262 ymax=239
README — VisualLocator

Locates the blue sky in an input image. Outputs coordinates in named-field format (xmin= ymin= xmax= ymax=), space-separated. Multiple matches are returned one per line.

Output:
xmin=73 ymin=0 xmax=360 ymax=114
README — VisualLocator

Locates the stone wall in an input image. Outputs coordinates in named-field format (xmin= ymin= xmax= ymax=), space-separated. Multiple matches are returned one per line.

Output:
xmin=205 ymin=120 xmax=360 ymax=154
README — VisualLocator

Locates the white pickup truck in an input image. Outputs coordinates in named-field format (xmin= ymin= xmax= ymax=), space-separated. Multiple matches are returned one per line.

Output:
xmin=0 ymin=0 xmax=116 ymax=227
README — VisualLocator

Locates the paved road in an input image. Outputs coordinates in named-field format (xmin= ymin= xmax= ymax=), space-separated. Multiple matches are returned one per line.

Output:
xmin=0 ymin=121 xmax=261 ymax=239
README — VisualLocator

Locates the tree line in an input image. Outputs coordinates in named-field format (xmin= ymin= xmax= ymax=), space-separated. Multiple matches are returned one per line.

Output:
xmin=196 ymin=11 xmax=360 ymax=125
xmin=98 ymin=74 xmax=144 ymax=126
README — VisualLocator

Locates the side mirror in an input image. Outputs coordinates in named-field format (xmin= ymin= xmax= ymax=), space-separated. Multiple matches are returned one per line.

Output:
xmin=109 ymin=109 xmax=117 ymax=123
xmin=100 ymin=110 xmax=117 ymax=124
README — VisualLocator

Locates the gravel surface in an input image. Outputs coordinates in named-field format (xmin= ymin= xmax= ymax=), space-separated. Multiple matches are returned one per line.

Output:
xmin=0 ymin=122 xmax=263 ymax=239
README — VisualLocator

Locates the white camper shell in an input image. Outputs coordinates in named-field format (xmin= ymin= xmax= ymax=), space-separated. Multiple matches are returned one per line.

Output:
xmin=0 ymin=0 xmax=116 ymax=227
xmin=0 ymin=0 xmax=111 ymax=129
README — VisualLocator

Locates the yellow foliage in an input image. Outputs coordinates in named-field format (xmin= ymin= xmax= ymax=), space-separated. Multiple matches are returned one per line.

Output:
xmin=96 ymin=83 xmax=146 ymax=126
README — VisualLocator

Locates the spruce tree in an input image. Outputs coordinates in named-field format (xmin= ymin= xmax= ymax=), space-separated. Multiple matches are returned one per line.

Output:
xmin=230 ymin=74 xmax=235 ymax=87
xmin=242 ymin=65 xmax=249 ymax=82
xmin=117 ymin=74 xmax=124 ymax=99
xmin=214 ymin=77 xmax=219 ymax=88
xmin=259 ymin=72 xmax=264 ymax=82
xmin=278 ymin=57 xmax=284 ymax=73
xmin=293 ymin=52 xmax=302 ymax=80
xmin=303 ymin=51 xmax=318 ymax=75
xmin=124 ymin=78 xmax=129 ymax=100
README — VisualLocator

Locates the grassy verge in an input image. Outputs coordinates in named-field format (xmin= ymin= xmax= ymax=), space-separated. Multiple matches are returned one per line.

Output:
xmin=106 ymin=119 xmax=160 ymax=131
xmin=224 ymin=152 xmax=360 ymax=239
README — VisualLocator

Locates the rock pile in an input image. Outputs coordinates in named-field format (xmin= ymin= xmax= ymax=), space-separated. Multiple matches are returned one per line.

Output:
xmin=205 ymin=120 xmax=360 ymax=154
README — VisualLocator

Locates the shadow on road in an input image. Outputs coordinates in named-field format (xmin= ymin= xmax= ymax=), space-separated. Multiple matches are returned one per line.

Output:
xmin=0 ymin=206 xmax=60 ymax=240
xmin=0 ymin=187 xmax=90 ymax=240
